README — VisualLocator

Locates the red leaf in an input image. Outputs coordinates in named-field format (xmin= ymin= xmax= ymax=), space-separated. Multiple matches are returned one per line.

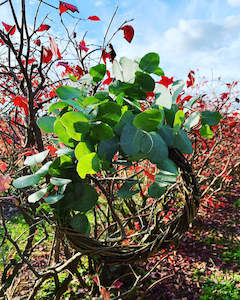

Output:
xmin=0 ymin=160 xmax=8 ymax=173
xmin=0 ymin=39 xmax=4 ymax=45
xmin=2 ymin=22 xmax=16 ymax=35
xmin=49 ymin=36 xmax=61 ymax=59
xmin=0 ymin=174 xmax=11 ymax=193
xmin=186 ymin=70 xmax=195 ymax=88
xmin=46 ymin=145 xmax=57 ymax=156
xmin=100 ymin=287 xmax=110 ymax=300
xmin=34 ymin=39 xmax=41 ymax=46
xmin=101 ymin=50 xmax=111 ymax=64
xmin=37 ymin=24 xmax=50 ymax=32
xmin=102 ymin=70 xmax=113 ymax=85
xmin=88 ymin=16 xmax=101 ymax=21
xmin=59 ymin=1 xmax=79 ymax=15
xmin=157 ymin=76 xmax=174 ymax=88
xmin=27 ymin=58 xmax=36 ymax=65
xmin=12 ymin=96 xmax=29 ymax=116
xmin=79 ymin=40 xmax=89 ymax=52
xmin=42 ymin=47 xmax=53 ymax=64
xmin=120 ymin=25 xmax=134 ymax=43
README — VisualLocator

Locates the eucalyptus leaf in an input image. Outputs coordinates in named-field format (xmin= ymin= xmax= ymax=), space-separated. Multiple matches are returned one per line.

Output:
xmin=134 ymin=71 xmax=155 ymax=92
xmin=173 ymin=110 xmax=185 ymax=132
xmin=112 ymin=60 xmax=124 ymax=81
xmin=35 ymin=161 xmax=53 ymax=177
xmin=28 ymin=188 xmax=48 ymax=203
xmin=61 ymin=111 xmax=90 ymax=140
xmin=77 ymin=153 xmax=100 ymax=179
xmin=157 ymin=158 xmax=178 ymax=174
xmin=54 ymin=119 xmax=76 ymax=147
xmin=173 ymin=129 xmax=193 ymax=154
xmin=91 ymin=123 xmax=115 ymax=140
xmin=45 ymin=194 xmax=64 ymax=204
xmin=50 ymin=177 xmax=72 ymax=186
xmin=200 ymin=124 xmax=213 ymax=138
xmin=24 ymin=150 xmax=49 ymax=166
xmin=13 ymin=174 xmax=41 ymax=189
xmin=120 ymin=57 xmax=139 ymax=83
xmin=155 ymin=84 xmax=172 ymax=109
xmin=117 ymin=180 xmax=139 ymax=198
xmin=120 ymin=123 xmax=144 ymax=157
xmin=89 ymin=64 xmax=106 ymax=82
xmin=65 ymin=182 xmax=98 ymax=212
xmin=148 ymin=182 xmax=166 ymax=198
xmin=75 ymin=142 xmax=93 ymax=160
xmin=139 ymin=52 xmax=160 ymax=73
xmin=201 ymin=111 xmax=222 ymax=126
xmin=56 ymin=86 xmax=82 ymax=100
xmin=133 ymin=109 xmax=163 ymax=132
xmin=140 ymin=132 xmax=168 ymax=163
xmin=98 ymin=136 xmax=119 ymax=161
xmin=70 ymin=213 xmax=91 ymax=235
xmin=183 ymin=111 xmax=200 ymax=131
xmin=37 ymin=116 xmax=56 ymax=133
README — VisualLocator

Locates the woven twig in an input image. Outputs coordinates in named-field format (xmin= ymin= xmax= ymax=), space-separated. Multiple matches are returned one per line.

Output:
xmin=59 ymin=148 xmax=200 ymax=265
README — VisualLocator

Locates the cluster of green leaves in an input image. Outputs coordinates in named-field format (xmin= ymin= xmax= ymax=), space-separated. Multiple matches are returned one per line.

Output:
xmin=13 ymin=52 xmax=222 ymax=236
xmin=200 ymin=273 xmax=240 ymax=300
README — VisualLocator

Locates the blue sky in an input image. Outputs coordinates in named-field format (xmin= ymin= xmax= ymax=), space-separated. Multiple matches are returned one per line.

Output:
xmin=3 ymin=0 xmax=240 ymax=82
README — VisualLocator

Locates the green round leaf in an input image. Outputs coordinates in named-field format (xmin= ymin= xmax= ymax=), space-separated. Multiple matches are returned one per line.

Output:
xmin=37 ymin=116 xmax=56 ymax=133
xmin=66 ymin=183 xmax=98 ymax=212
xmin=75 ymin=142 xmax=93 ymax=160
xmin=133 ymin=109 xmax=163 ymax=132
xmin=117 ymin=180 xmax=139 ymax=198
xmin=200 ymin=124 xmax=213 ymax=138
xmin=70 ymin=213 xmax=91 ymax=235
xmin=24 ymin=150 xmax=49 ymax=166
xmin=153 ymin=67 xmax=165 ymax=76
xmin=91 ymin=123 xmax=115 ymax=140
xmin=173 ymin=129 xmax=193 ymax=154
xmin=148 ymin=182 xmax=166 ymax=198
xmin=56 ymin=86 xmax=82 ymax=100
xmin=54 ymin=119 xmax=76 ymax=147
xmin=173 ymin=110 xmax=185 ymax=132
xmin=97 ymin=102 xmax=122 ymax=126
xmin=120 ymin=123 xmax=144 ymax=157
xmin=89 ymin=64 xmax=106 ymax=82
xmin=49 ymin=155 xmax=73 ymax=176
xmin=134 ymin=71 xmax=155 ymax=92
xmin=61 ymin=111 xmax=90 ymax=140
xmin=98 ymin=136 xmax=119 ymax=161
xmin=157 ymin=158 xmax=178 ymax=174
xmin=201 ymin=111 xmax=222 ymax=126
xmin=157 ymin=125 xmax=174 ymax=147
xmin=139 ymin=52 xmax=160 ymax=73
xmin=49 ymin=102 xmax=69 ymax=113
xmin=77 ymin=153 xmax=100 ymax=179
xmin=140 ymin=132 xmax=168 ymax=163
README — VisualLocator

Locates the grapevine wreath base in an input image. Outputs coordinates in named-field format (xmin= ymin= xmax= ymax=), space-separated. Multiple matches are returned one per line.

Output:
xmin=58 ymin=148 xmax=200 ymax=265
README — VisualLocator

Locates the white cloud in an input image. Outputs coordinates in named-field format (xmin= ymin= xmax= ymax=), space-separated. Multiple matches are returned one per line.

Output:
xmin=228 ymin=0 xmax=240 ymax=7
xmin=95 ymin=1 xmax=103 ymax=6
xmin=114 ymin=14 xmax=240 ymax=81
